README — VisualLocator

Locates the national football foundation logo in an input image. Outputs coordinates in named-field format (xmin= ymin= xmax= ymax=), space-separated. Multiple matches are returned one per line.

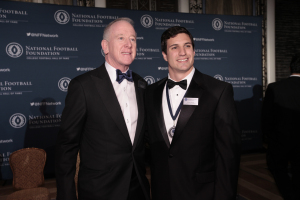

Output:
xmin=54 ymin=10 xmax=70 ymax=24
xmin=212 ymin=18 xmax=223 ymax=31
xmin=144 ymin=76 xmax=155 ymax=85
xmin=140 ymin=15 xmax=153 ymax=28
xmin=6 ymin=42 xmax=23 ymax=58
xmin=58 ymin=77 xmax=71 ymax=92
xmin=214 ymin=74 xmax=224 ymax=81
xmin=9 ymin=113 xmax=27 ymax=128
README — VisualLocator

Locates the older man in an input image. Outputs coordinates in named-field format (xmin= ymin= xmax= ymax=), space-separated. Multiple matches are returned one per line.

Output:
xmin=55 ymin=18 xmax=150 ymax=200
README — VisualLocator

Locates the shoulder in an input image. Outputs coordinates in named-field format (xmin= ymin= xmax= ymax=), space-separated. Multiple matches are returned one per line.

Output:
xmin=267 ymin=78 xmax=292 ymax=91
xmin=147 ymin=77 xmax=167 ymax=91
xmin=71 ymin=65 xmax=103 ymax=84
xmin=195 ymin=71 xmax=231 ymax=92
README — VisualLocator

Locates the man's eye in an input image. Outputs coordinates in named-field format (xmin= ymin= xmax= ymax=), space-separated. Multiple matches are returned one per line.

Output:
xmin=119 ymin=37 xmax=124 ymax=40
xmin=171 ymin=47 xmax=177 ymax=49
xmin=131 ymin=38 xmax=136 ymax=42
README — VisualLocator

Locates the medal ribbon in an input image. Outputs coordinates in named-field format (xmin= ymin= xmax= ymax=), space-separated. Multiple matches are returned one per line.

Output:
xmin=166 ymin=85 xmax=186 ymax=121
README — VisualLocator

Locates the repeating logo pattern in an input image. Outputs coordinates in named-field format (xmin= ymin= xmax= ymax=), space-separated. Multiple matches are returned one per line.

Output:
xmin=6 ymin=42 xmax=23 ymax=58
xmin=9 ymin=113 xmax=26 ymax=128
xmin=212 ymin=18 xmax=223 ymax=31
xmin=140 ymin=15 xmax=153 ymax=28
xmin=54 ymin=10 xmax=70 ymax=24
xmin=58 ymin=77 xmax=71 ymax=92
xmin=144 ymin=76 xmax=155 ymax=85
xmin=214 ymin=74 xmax=224 ymax=81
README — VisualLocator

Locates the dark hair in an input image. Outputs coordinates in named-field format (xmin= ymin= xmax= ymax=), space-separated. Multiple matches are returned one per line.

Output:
xmin=161 ymin=26 xmax=194 ymax=54
xmin=290 ymin=53 xmax=300 ymax=74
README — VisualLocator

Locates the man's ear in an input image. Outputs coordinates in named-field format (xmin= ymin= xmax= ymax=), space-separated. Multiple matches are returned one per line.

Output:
xmin=162 ymin=51 xmax=168 ymax=62
xmin=101 ymin=40 xmax=109 ymax=54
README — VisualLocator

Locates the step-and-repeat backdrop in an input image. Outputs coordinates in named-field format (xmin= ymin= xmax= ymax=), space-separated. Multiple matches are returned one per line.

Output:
xmin=0 ymin=1 xmax=262 ymax=179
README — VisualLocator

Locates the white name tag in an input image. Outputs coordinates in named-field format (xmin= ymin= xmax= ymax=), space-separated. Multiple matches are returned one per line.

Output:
xmin=183 ymin=97 xmax=198 ymax=105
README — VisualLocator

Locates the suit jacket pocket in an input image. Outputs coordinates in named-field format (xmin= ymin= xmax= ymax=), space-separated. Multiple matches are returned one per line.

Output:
xmin=196 ymin=171 xmax=215 ymax=184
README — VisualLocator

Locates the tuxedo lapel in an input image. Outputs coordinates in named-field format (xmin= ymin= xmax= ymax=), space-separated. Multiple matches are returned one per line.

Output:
xmin=132 ymin=74 xmax=146 ymax=150
xmin=91 ymin=65 xmax=132 ymax=145
xmin=172 ymin=70 xmax=204 ymax=143
xmin=154 ymin=78 xmax=170 ymax=148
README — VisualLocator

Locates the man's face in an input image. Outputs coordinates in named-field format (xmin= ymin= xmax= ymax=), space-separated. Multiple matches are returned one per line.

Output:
xmin=102 ymin=21 xmax=136 ymax=70
xmin=162 ymin=33 xmax=195 ymax=78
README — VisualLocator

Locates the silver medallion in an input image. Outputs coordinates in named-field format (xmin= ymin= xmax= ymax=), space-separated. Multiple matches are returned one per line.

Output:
xmin=168 ymin=126 xmax=176 ymax=138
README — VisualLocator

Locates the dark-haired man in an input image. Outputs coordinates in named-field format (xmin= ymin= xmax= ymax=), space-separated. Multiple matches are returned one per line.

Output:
xmin=56 ymin=18 xmax=150 ymax=200
xmin=145 ymin=26 xmax=241 ymax=200
xmin=262 ymin=54 xmax=300 ymax=200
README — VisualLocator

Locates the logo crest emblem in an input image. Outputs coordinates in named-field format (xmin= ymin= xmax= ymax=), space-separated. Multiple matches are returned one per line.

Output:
xmin=144 ymin=76 xmax=155 ymax=85
xmin=214 ymin=74 xmax=224 ymax=81
xmin=6 ymin=42 xmax=23 ymax=58
xmin=212 ymin=18 xmax=223 ymax=31
xmin=140 ymin=15 xmax=153 ymax=28
xmin=58 ymin=77 xmax=71 ymax=92
xmin=9 ymin=113 xmax=26 ymax=128
xmin=54 ymin=10 xmax=70 ymax=24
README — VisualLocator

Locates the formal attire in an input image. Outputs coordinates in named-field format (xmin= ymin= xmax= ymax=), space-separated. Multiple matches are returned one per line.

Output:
xmin=145 ymin=68 xmax=241 ymax=200
xmin=262 ymin=76 xmax=300 ymax=200
xmin=55 ymin=63 xmax=150 ymax=200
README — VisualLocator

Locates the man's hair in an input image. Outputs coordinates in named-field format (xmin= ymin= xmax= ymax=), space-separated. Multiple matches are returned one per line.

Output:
xmin=161 ymin=26 xmax=195 ymax=54
xmin=290 ymin=53 xmax=300 ymax=74
xmin=103 ymin=17 xmax=135 ymax=41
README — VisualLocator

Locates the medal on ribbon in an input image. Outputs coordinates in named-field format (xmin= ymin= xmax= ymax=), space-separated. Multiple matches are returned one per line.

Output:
xmin=166 ymin=85 xmax=186 ymax=138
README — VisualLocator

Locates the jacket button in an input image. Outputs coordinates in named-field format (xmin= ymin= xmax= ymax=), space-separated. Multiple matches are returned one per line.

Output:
xmin=169 ymin=154 xmax=173 ymax=158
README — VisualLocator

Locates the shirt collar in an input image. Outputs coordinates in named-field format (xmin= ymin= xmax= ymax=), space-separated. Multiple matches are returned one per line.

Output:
xmin=167 ymin=67 xmax=195 ymax=89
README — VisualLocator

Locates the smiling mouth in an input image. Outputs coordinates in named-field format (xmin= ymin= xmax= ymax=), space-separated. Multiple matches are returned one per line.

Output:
xmin=177 ymin=58 xmax=188 ymax=62
xmin=122 ymin=52 xmax=131 ymax=55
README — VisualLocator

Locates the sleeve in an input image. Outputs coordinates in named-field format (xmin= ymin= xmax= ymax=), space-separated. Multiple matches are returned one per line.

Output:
xmin=55 ymin=78 xmax=87 ymax=200
xmin=214 ymin=84 xmax=241 ymax=200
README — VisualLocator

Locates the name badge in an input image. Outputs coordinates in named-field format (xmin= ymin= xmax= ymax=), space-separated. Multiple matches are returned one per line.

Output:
xmin=183 ymin=98 xmax=198 ymax=105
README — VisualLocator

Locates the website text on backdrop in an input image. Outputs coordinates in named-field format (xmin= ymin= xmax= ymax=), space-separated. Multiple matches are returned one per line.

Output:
xmin=145 ymin=26 xmax=241 ymax=200
xmin=262 ymin=54 xmax=300 ymax=200
xmin=55 ymin=17 xmax=150 ymax=200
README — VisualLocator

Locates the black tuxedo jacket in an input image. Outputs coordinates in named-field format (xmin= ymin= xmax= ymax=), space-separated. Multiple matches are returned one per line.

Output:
xmin=55 ymin=64 xmax=150 ymax=200
xmin=145 ymin=69 xmax=241 ymax=200
xmin=262 ymin=76 xmax=300 ymax=147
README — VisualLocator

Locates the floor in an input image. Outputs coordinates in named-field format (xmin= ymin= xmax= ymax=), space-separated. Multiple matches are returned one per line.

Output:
xmin=0 ymin=151 xmax=284 ymax=200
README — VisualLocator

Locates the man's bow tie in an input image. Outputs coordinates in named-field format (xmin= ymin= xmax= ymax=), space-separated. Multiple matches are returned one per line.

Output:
xmin=167 ymin=79 xmax=187 ymax=90
xmin=116 ymin=69 xmax=133 ymax=84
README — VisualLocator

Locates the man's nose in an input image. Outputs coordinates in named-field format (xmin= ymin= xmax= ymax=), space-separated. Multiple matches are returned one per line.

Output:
xmin=179 ymin=47 xmax=186 ymax=55
xmin=125 ymin=38 xmax=132 ymax=47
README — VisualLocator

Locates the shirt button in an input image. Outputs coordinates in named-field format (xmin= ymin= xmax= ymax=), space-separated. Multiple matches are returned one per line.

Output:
xmin=127 ymin=119 xmax=129 ymax=123
xmin=169 ymin=154 xmax=173 ymax=158
xmin=124 ymin=87 xmax=126 ymax=91
xmin=126 ymin=103 xmax=128 ymax=107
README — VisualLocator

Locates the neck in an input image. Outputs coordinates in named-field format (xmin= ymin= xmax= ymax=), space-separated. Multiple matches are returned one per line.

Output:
xmin=106 ymin=58 xmax=129 ymax=73
xmin=169 ymin=67 xmax=193 ymax=82
xmin=291 ymin=73 xmax=300 ymax=76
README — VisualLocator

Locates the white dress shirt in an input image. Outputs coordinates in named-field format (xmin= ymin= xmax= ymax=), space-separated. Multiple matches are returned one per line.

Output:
xmin=105 ymin=62 xmax=138 ymax=145
xmin=162 ymin=67 xmax=195 ymax=143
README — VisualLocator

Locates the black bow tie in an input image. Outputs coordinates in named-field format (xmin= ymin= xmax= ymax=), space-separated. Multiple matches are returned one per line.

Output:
xmin=116 ymin=69 xmax=133 ymax=84
xmin=167 ymin=79 xmax=187 ymax=90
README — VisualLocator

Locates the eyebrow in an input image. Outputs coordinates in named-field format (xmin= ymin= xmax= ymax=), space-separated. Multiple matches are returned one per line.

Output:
xmin=169 ymin=42 xmax=192 ymax=47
